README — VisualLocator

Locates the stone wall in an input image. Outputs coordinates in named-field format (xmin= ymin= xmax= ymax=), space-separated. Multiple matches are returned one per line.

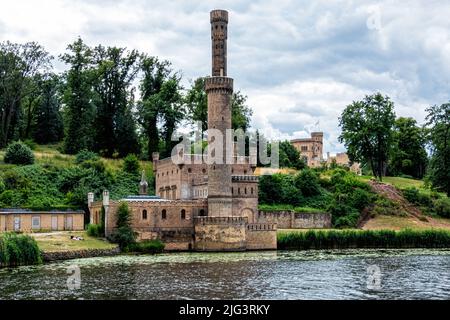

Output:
xmin=194 ymin=216 xmax=246 ymax=251
xmin=245 ymin=223 xmax=277 ymax=250
xmin=256 ymin=211 xmax=331 ymax=229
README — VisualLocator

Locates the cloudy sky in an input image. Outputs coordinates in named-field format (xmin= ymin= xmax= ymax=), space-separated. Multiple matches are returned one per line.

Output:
xmin=1 ymin=0 xmax=450 ymax=155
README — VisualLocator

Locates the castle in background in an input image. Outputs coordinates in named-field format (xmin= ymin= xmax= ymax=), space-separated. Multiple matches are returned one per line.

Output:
xmin=291 ymin=132 xmax=324 ymax=167
xmin=291 ymin=132 xmax=361 ymax=174
xmin=88 ymin=10 xmax=277 ymax=251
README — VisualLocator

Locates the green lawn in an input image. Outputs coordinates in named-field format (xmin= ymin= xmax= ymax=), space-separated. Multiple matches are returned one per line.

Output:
xmin=0 ymin=143 xmax=153 ymax=173
xmin=31 ymin=231 xmax=117 ymax=252
xmin=359 ymin=175 xmax=424 ymax=189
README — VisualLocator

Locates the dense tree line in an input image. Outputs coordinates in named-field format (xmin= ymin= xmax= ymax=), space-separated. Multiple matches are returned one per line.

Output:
xmin=339 ymin=92 xmax=449 ymax=195
xmin=1 ymin=39 xmax=253 ymax=159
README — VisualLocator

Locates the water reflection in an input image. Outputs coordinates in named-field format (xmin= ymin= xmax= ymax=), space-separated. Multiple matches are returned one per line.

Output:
xmin=0 ymin=249 xmax=449 ymax=300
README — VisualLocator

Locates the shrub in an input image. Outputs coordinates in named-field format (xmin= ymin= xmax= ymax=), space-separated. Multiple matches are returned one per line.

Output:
xmin=0 ymin=233 xmax=42 ymax=267
xmin=86 ymin=224 xmax=103 ymax=237
xmin=403 ymin=187 xmax=433 ymax=207
xmin=75 ymin=150 xmax=99 ymax=164
xmin=294 ymin=169 xmax=322 ymax=197
xmin=109 ymin=202 xmax=137 ymax=250
xmin=434 ymin=198 xmax=450 ymax=218
xmin=126 ymin=240 xmax=165 ymax=254
xmin=4 ymin=141 xmax=35 ymax=165
xmin=122 ymin=154 xmax=140 ymax=175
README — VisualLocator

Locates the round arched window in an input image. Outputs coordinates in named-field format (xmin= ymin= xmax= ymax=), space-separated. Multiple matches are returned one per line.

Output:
xmin=181 ymin=209 xmax=186 ymax=220
xmin=142 ymin=209 xmax=147 ymax=220
xmin=162 ymin=209 xmax=167 ymax=220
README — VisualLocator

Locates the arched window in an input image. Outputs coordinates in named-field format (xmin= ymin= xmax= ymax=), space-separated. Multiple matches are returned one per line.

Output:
xmin=181 ymin=209 xmax=186 ymax=219
xmin=162 ymin=209 xmax=167 ymax=220
xmin=238 ymin=188 xmax=241 ymax=195
xmin=199 ymin=209 xmax=206 ymax=217
xmin=251 ymin=187 xmax=254 ymax=194
xmin=142 ymin=209 xmax=147 ymax=220
xmin=245 ymin=187 xmax=247 ymax=194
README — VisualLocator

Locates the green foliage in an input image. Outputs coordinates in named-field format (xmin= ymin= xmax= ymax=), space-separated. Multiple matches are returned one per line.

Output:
xmin=294 ymin=169 xmax=321 ymax=197
xmin=258 ymin=204 xmax=325 ymax=213
xmin=0 ymin=232 xmax=42 ymax=267
xmin=185 ymin=77 xmax=253 ymax=133
xmin=402 ymin=187 xmax=450 ymax=218
xmin=33 ymin=74 xmax=64 ymax=144
xmin=425 ymin=103 xmax=450 ymax=196
xmin=0 ymin=41 xmax=51 ymax=148
xmin=92 ymin=45 xmax=141 ymax=157
xmin=4 ymin=141 xmax=35 ymax=165
xmin=122 ymin=154 xmax=140 ymax=175
xmin=279 ymin=140 xmax=306 ymax=170
xmin=259 ymin=174 xmax=302 ymax=205
xmin=86 ymin=223 xmax=103 ymax=237
xmin=60 ymin=37 xmax=96 ymax=154
xmin=339 ymin=92 xmax=396 ymax=180
xmin=109 ymin=202 xmax=137 ymax=250
xmin=75 ymin=150 xmax=99 ymax=164
xmin=388 ymin=117 xmax=428 ymax=179
xmin=126 ymin=240 xmax=165 ymax=254
xmin=277 ymin=229 xmax=450 ymax=250
xmin=434 ymin=198 xmax=450 ymax=218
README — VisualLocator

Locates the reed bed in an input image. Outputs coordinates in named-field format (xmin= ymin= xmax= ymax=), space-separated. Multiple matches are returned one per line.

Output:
xmin=277 ymin=229 xmax=450 ymax=250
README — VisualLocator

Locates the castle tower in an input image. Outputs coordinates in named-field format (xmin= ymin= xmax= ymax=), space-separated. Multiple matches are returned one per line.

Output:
xmin=206 ymin=9 xmax=233 ymax=217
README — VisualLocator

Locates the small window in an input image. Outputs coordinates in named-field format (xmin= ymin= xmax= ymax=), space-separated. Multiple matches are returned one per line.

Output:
xmin=202 ymin=168 xmax=206 ymax=174
xmin=199 ymin=209 xmax=206 ymax=217
xmin=238 ymin=188 xmax=241 ymax=195
xmin=181 ymin=209 xmax=186 ymax=220
xmin=251 ymin=187 xmax=254 ymax=194
xmin=162 ymin=209 xmax=167 ymax=220
xmin=32 ymin=216 xmax=41 ymax=230
xmin=244 ymin=170 xmax=247 ymax=174
xmin=142 ymin=209 xmax=148 ymax=220
xmin=245 ymin=187 xmax=247 ymax=194
xmin=188 ymin=168 xmax=192 ymax=173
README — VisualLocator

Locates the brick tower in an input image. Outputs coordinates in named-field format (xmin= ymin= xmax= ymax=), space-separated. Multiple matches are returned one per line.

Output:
xmin=206 ymin=9 xmax=233 ymax=217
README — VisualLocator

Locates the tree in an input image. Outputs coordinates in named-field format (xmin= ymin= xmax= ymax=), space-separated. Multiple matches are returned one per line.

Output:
xmin=0 ymin=41 xmax=51 ymax=147
xmin=279 ymin=140 xmax=306 ymax=170
xmin=339 ymin=93 xmax=396 ymax=181
xmin=33 ymin=74 xmax=64 ymax=144
xmin=110 ymin=202 xmax=136 ymax=250
xmin=388 ymin=117 xmax=428 ymax=178
xmin=92 ymin=45 xmax=140 ymax=157
xmin=137 ymin=56 xmax=173 ymax=159
xmin=185 ymin=77 xmax=253 ymax=132
xmin=425 ymin=103 xmax=450 ymax=196
xmin=185 ymin=77 xmax=208 ymax=134
xmin=60 ymin=38 xmax=96 ymax=154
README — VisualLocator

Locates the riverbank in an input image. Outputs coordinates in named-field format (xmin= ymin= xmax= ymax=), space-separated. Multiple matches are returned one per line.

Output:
xmin=278 ymin=229 xmax=450 ymax=250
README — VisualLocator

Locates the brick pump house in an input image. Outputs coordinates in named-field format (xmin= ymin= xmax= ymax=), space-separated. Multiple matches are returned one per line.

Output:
xmin=88 ymin=10 xmax=277 ymax=251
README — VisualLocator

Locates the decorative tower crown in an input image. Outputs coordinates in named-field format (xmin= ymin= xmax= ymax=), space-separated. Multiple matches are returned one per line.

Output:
xmin=139 ymin=170 xmax=148 ymax=195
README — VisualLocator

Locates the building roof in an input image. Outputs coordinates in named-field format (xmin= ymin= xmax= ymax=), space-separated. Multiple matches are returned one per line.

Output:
xmin=121 ymin=195 xmax=170 ymax=202
xmin=0 ymin=209 xmax=84 ymax=215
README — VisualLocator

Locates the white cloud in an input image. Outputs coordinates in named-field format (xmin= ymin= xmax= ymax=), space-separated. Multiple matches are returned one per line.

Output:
xmin=1 ymin=0 xmax=450 ymax=155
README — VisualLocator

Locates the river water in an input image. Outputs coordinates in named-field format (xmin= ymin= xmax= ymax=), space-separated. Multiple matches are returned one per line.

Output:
xmin=1 ymin=249 xmax=449 ymax=300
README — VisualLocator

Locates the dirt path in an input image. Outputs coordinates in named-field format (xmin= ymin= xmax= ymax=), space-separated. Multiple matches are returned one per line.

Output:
xmin=360 ymin=180 xmax=450 ymax=230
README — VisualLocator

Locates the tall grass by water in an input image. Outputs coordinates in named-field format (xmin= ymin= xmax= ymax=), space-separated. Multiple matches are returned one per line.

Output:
xmin=278 ymin=229 xmax=450 ymax=250
xmin=0 ymin=232 xmax=42 ymax=267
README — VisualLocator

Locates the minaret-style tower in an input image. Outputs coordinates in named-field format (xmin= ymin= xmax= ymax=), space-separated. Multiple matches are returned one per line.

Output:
xmin=206 ymin=9 xmax=233 ymax=217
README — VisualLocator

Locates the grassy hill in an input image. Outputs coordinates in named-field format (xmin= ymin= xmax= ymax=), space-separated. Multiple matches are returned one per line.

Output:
xmin=0 ymin=144 xmax=154 ymax=211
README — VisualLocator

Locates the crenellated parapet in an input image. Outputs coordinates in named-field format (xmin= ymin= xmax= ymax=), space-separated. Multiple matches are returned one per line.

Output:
xmin=205 ymin=76 xmax=233 ymax=94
